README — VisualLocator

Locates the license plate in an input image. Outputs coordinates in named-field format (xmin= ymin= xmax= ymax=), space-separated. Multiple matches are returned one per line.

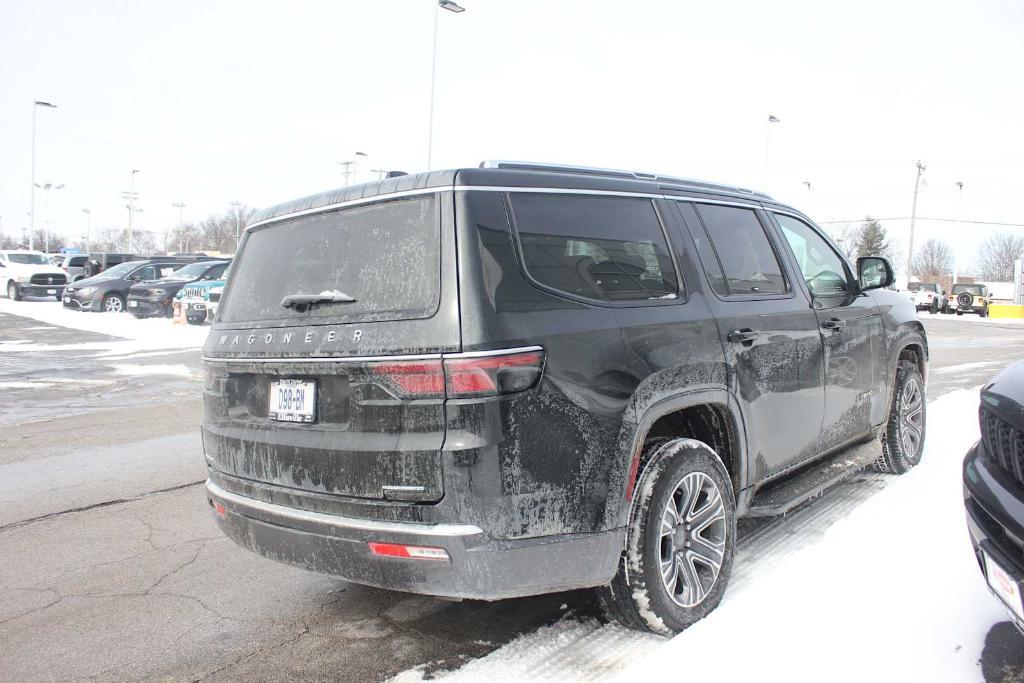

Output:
xmin=984 ymin=551 xmax=1024 ymax=623
xmin=269 ymin=379 xmax=316 ymax=423
xmin=128 ymin=300 xmax=138 ymax=307
xmin=47 ymin=289 xmax=56 ymax=294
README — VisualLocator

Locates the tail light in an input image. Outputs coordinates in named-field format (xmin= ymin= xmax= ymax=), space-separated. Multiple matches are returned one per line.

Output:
xmin=367 ymin=348 xmax=544 ymax=399
xmin=368 ymin=542 xmax=450 ymax=561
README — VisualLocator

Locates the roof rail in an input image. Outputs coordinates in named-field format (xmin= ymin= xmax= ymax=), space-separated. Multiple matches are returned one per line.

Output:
xmin=479 ymin=160 xmax=771 ymax=200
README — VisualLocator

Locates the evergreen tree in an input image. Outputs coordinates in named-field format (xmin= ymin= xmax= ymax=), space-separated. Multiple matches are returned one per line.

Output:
xmin=853 ymin=216 xmax=898 ymax=263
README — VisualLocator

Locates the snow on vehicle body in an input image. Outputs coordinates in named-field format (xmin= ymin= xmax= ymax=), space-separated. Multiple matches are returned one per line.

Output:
xmin=201 ymin=162 xmax=929 ymax=634
xmin=0 ymin=250 xmax=68 ymax=301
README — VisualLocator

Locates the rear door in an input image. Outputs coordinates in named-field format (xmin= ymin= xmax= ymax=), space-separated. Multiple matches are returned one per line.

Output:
xmin=203 ymin=192 xmax=460 ymax=502
xmin=769 ymin=212 xmax=884 ymax=449
xmin=674 ymin=200 xmax=825 ymax=482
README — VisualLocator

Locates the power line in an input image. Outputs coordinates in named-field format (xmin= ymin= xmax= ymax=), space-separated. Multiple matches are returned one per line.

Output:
xmin=818 ymin=216 xmax=1024 ymax=228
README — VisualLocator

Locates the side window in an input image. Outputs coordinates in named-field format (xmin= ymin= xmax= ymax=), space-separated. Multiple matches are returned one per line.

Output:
xmin=774 ymin=214 xmax=851 ymax=296
xmin=509 ymin=194 xmax=679 ymax=302
xmin=134 ymin=266 xmax=155 ymax=280
xmin=158 ymin=265 xmax=178 ymax=278
xmin=693 ymin=204 xmax=787 ymax=296
xmin=206 ymin=263 xmax=227 ymax=279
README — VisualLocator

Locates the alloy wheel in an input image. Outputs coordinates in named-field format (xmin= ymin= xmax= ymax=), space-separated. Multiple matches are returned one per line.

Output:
xmin=899 ymin=377 xmax=924 ymax=459
xmin=658 ymin=471 xmax=727 ymax=608
xmin=105 ymin=297 xmax=123 ymax=313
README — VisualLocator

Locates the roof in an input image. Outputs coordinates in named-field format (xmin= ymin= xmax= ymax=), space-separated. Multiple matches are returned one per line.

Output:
xmin=249 ymin=161 xmax=786 ymax=229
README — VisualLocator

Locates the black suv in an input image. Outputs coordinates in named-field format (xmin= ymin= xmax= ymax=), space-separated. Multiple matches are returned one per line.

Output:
xmin=202 ymin=162 xmax=928 ymax=634
xmin=63 ymin=257 xmax=212 ymax=313
xmin=127 ymin=260 xmax=230 ymax=318
xmin=964 ymin=362 xmax=1024 ymax=633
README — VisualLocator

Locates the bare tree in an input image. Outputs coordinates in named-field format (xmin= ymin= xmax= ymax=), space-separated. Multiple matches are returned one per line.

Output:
xmin=911 ymin=239 xmax=953 ymax=280
xmin=168 ymin=221 xmax=202 ymax=253
xmin=198 ymin=204 xmax=256 ymax=254
xmin=828 ymin=223 xmax=858 ymax=259
xmin=976 ymin=233 xmax=1024 ymax=281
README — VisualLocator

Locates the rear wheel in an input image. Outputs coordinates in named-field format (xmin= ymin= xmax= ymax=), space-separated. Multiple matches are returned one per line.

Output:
xmin=981 ymin=306 xmax=989 ymax=318
xmin=7 ymin=281 xmax=21 ymax=301
xmin=873 ymin=359 xmax=926 ymax=474
xmin=102 ymin=293 xmax=125 ymax=313
xmin=599 ymin=439 xmax=735 ymax=634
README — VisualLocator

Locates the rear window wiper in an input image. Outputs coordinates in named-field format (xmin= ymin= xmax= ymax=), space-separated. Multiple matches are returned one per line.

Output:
xmin=281 ymin=290 xmax=358 ymax=312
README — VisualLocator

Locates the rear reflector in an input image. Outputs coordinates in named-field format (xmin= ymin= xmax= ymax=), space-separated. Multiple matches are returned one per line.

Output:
xmin=209 ymin=499 xmax=227 ymax=518
xmin=368 ymin=542 xmax=450 ymax=561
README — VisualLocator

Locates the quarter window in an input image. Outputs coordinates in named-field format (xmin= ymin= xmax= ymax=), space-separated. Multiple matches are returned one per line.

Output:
xmin=693 ymin=204 xmax=787 ymax=296
xmin=510 ymin=194 xmax=679 ymax=302
xmin=774 ymin=214 xmax=851 ymax=296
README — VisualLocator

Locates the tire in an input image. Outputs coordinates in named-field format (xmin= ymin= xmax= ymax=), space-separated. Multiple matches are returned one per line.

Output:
xmin=956 ymin=310 xmax=963 ymax=316
xmin=873 ymin=359 xmax=926 ymax=474
xmin=83 ymin=262 xmax=96 ymax=278
xmin=981 ymin=307 xmax=989 ymax=318
xmin=599 ymin=438 xmax=736 ymax=634
xmin=102 ymin=293 xmax=125 ymax=313
xmin=54 ymin=294 xmax=61 ymax=301
xmin=7 ymin=281 xmax=21 ymax=301
xmin=186 ymin=314 xmax=206 ymax=326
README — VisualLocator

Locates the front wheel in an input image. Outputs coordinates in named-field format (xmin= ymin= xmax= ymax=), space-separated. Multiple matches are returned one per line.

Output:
xmin=102 ymin=293 xmax=125 ymax=313
xmin=186 ymin=315 xmax=206 ymax=326
xmin=874 ymin=360 xmax=926 ymax=474
xmin=7 ymin=281 xmax=21 ymax=301
xmin=599 ymin=439 xmax=736 ymax=634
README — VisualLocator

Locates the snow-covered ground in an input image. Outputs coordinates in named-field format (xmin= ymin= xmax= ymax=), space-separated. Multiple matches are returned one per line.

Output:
xmin=395 ymin=388 xmax=1004 ymax=683
xmin=0 ymin=298 xmax=208 ymax=351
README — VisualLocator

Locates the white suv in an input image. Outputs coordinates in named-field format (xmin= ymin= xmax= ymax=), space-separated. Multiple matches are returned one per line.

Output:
xmin=0 ymin=250 xmax=69 ymax=301
xmin=910 ymin=282 xmax=945 ymax=314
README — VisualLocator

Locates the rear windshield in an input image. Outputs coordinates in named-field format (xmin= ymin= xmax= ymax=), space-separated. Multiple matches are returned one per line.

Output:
xmin=953 ymin=284 xmax=984 ymax=295
xmin=910 ymin=283 xmax=938 ymax=292
xmin=220 ymin=195 xmax=440 ymax=324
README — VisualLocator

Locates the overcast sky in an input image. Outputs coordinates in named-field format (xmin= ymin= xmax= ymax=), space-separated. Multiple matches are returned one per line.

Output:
xmin=1 ymin=0 xmax=1022 ymax=273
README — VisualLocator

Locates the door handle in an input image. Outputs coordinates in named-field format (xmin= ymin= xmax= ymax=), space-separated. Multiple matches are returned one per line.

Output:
xmin=822 ymin=318 xmax=847 ymax=331
xmin=727 ymin=329 xmax=758 ymax=344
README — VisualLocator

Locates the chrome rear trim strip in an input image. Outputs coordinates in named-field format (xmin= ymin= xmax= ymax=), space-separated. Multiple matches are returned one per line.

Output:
xmin=201 ymin=345 xmax=544 ymax=364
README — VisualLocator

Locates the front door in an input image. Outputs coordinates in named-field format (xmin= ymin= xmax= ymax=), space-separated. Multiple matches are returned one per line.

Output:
xmin=674 ymin=201 xmax=825 ymax=483
xmin=770 ymin=212 xmax=883 ymax=453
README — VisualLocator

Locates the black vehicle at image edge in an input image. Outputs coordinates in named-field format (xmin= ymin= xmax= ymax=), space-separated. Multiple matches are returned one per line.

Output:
xmin=201 ymin=162 xmax=928 ymax=634
xmin=964 ymin=361 xmax=1024 ymax=633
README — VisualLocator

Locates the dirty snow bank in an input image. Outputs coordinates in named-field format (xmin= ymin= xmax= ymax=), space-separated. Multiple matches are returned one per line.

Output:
xmin=0 ymin=299 xmax=207 ymax=350
xmin=397 ymin=389 xmax=1002 ymax=683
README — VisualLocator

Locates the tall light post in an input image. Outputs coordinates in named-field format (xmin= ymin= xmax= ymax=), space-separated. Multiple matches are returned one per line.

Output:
xmin=81 ymin=209 xmax=91 ymax=253
xmin=30 ymin=101 xmax=57 ymax=251
xmin=123 ymin=169 xmax=140 ymax=253
xmin=172 ymin=202 xmax=186 ymax=253
xmin=371 ymin=168 xmax=386 ymax=181
xmin=763 ymin=114 xmax=779 ymax=192
xmin=427 ymin=0 xmax=465 ymax=170
xmin=230 ymin=200 xmax=242 ymax=252
xmin=353 ymin=151 xmax=368 ymax=183
xmin=34 ymin=182 xmax=64 ymax=252
xmin=953 ymin=181 xmax=964 ymax=285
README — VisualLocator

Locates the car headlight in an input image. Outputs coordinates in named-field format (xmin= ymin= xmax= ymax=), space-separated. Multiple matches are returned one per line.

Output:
xmin=78 ymin=286 xmax=96 ymax=296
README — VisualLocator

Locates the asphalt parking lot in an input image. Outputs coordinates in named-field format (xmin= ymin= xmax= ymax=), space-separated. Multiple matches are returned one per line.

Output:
xmin=1 ymin=309 xmax=1023 ymax=682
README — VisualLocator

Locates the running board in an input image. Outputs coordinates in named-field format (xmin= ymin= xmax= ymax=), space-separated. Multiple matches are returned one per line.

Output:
xmin=746 ymin=438 xmax=882 ymax=517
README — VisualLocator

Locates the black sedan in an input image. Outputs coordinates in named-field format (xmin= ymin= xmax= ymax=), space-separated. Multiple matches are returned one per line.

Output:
xmin=127 ymin=260 xmax=229 ymax=318
xmin=964 ymin=361 xmax=1024 ymax=634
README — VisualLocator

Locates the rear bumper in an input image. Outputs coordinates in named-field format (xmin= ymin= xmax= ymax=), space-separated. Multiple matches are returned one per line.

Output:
xmin=963 ymin=443 xmax=1024 ymax=633
xmin=206 ymin=479 xmax=622 ymax=600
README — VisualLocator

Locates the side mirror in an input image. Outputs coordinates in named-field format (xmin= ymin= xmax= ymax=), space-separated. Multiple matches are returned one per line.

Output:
xmin=857 ymin=256 xmax=894 ymax=291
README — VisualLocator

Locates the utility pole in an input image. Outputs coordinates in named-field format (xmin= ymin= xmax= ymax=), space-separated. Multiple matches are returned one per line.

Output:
xmin=172 ymin=202 xmax=186 ymax=253
xmin=370 ymin=168 xmax=386 ymax=181
xmin=953 ymin=181 xmax=963 ymax=285
xmin=123 ymin=169 xmax=140 ymax=253
xmin=337 ymin=161 xmax=353 ymax=186
xmin=230 ymin=200 xmax=242 ymax=252
xmin=81 ymin=209 xmax=91 ymax=253
xmin=906 ymin=160 xmax=926 ymax=280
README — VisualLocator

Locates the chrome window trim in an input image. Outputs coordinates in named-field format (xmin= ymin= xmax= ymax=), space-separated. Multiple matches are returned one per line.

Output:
xmin=207 ymin=480 xmax=483 ymax=537
xmin=246 ymin=186 xmax=772 ymax=232
xmin=201 ymin=345 xmax=544 ymax=364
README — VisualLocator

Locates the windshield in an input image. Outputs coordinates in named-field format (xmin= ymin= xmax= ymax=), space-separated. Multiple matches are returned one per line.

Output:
xmin=95 ymin=262 xmax=142 ymax=279
xmin=162 ymin=262 xmax=214 ymax=280
xmin=7 ymin=253 xmax=49 ymax=265
xmin=220 ymin=195 xmax=439 ymax=324
xmin=952 ymin=284 xmax=984 ymax=295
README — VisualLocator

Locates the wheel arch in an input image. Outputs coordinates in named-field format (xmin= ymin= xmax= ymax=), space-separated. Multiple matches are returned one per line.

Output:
xmin=606 ymin=388 xmax=748 ymax=529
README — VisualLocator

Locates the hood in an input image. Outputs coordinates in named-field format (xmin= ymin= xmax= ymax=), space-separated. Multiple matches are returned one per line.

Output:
xmin=69 ymin=274 xmax=117 ymax=288
xmin=6 ymin=263 xmax=65 ymax=278
xmin=982 ymin=361 xmax=1024 ymax=425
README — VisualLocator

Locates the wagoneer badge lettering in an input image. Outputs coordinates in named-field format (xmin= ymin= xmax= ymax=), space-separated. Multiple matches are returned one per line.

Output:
xmin=217 ymin=329 xmax=365 ymax=346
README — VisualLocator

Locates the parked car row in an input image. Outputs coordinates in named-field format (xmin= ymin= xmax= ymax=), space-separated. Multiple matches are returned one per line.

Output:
xmin=908 ymin=281 xmax=993 ymax=317
xmin=2 ymin=249 xmax=230 ymax=325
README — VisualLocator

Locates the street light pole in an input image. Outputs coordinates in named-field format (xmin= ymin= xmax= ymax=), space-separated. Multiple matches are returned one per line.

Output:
xmin=353 ymin=151 xmax=367 ymax=184
xmin=427 ymin=0 xmax=465 ymax=171
xmin=953 ymin=181 xmax=963 ymax=285
xmin=30 ymin=101 xmax=57 ymax=251
xmin=764 ymin=114 xmax=779 ymax=192
xmin=230 ymin=200 xmax=242 ymax=252
xmin=34 ymin=182 xmax=64 ymax=252
xmin=172 ymin=202 xmax=186 ymax=253
xmin=81 ymin=209 xmax=91 ymax=253
xmin=123 ymin=169 xmax=140 ymax=253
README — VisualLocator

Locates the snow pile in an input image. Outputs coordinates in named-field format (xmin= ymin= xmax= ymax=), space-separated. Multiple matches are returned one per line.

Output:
xmin=0 ymin=299 xmax=208 ymax=350
xmin=111 ymin=363 xmax=194 ymax=378
xmin=400 ymin=389 xmax=1003 ymax=683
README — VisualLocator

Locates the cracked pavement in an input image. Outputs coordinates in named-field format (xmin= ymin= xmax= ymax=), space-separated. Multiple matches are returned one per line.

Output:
xmin=2 ymin=309 xmax=1023 ymax=681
